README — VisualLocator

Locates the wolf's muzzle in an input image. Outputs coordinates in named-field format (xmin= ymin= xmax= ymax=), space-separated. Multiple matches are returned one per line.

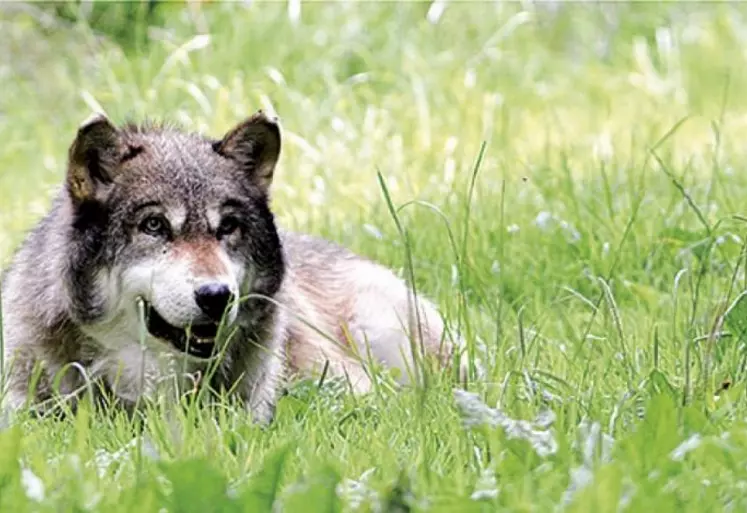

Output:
xmin=194 ymin=283 xmax=234 ymax=322
xmin=143 ymin=302 xmax=218 ymax=359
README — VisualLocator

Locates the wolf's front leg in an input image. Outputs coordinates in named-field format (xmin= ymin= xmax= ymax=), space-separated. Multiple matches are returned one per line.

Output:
xmin=240 ymin=350 xmax=286 ymax=426
xmin=2 ymin=357 xmax=87 ymax=420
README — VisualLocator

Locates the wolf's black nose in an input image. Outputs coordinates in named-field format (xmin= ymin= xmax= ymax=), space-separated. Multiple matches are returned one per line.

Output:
xmin=195 ymin=283 xmax=234 ymax=322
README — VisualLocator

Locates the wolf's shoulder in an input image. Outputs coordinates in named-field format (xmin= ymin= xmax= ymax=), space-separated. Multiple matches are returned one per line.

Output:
xmin=277 ymin=229 xmax=360 ymax=267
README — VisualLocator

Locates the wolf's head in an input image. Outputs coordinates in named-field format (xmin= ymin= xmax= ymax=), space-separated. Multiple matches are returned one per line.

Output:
xmin=62 ymin=111 xmax=285 ymax=360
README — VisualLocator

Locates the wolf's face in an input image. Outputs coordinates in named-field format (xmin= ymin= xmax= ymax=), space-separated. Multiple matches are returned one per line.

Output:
xmin=63 ymin=112 xmax=285 ymax=360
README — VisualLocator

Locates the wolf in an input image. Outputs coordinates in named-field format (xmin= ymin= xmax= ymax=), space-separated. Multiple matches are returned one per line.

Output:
xmin=0 ymin=111 xmax=466 ymax=424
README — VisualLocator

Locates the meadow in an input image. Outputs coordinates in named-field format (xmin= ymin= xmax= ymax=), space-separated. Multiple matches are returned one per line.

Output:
xmin=3 ymin=2 xmax=747 ymax=511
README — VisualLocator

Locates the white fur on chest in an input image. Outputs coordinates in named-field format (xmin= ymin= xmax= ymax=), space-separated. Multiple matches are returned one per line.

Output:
xmin=86 ymin=339 xmax=201 ymax=405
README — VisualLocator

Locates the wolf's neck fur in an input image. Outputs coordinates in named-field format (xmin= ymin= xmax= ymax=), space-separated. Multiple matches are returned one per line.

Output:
xmin=8 ymin=190 xmax=76 ymax=330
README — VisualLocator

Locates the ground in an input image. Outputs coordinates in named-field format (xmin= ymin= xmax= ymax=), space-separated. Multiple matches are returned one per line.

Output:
xmin=2 ymin=2 xmax=747 ymax=511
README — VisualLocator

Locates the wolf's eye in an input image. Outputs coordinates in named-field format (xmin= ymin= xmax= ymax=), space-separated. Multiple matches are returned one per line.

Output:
xmin=217 ymin=217 xmax=240 ymax=239
xmin=139 ymin=216 xmax=169 ymax=237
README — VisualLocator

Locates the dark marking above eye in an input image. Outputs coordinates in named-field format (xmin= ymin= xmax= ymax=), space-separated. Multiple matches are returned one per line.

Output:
xmin=132 ymin=201 xmax=162 ymax=217
xmin=121 ymin=145 xmax=144 ymax=163
xmin=221 ymin=198 xmax=248 ymax=210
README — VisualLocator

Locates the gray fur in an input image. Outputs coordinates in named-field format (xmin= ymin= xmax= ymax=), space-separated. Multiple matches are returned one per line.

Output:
xmin=0 ymin=111 xmax=464 ymax=424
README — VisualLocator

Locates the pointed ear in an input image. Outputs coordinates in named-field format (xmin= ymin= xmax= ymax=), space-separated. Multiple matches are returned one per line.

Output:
xmin=67 ymin=113 xmax=123 ymax=205
xmin=212 ymin=111 xmax=281 ymax=191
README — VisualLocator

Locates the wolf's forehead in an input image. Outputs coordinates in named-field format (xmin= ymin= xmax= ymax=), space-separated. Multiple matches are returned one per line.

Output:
xmin=119 ymin=131 xmax=241 ymax=190
xmin=126 ymin=131 xmax=221 ymax=169
xmin=120 ymin=176 xmax=240 ymax=212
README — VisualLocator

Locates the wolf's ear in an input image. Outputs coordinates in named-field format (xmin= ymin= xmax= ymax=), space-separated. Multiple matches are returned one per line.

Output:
xmin=213 ymin=111 xmax=281 ymax=191
xmin=67 ymin=113 xmax=123 ymax=205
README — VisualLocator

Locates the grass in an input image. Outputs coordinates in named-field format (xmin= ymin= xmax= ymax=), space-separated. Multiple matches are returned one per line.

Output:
xmin=4 ymin=1 xmax=747 ymax=510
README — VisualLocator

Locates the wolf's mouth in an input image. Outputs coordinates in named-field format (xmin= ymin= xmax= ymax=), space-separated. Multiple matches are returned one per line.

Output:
xmin=143 ymin=303 xmax=218 ymax=359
